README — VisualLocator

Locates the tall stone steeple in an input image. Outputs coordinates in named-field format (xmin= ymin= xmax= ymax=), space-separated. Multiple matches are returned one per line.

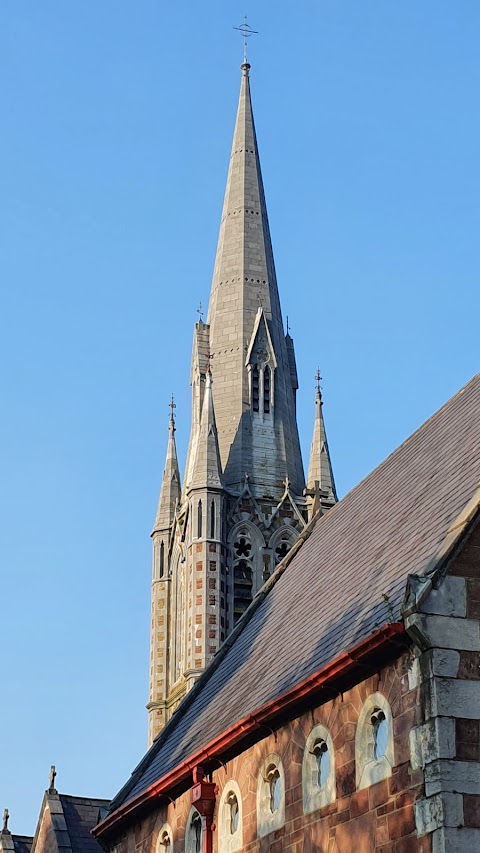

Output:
xmin=147 ymin=62 xmax=336 ymax=743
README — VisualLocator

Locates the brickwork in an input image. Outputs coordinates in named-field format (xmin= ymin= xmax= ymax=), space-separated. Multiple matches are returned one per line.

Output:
xmin=113 ymin=653 xmax=429 ymax=853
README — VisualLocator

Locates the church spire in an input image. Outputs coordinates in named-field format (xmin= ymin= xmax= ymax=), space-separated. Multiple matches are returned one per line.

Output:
xmin=153 ymin=396 xmax=181 ymax=533
xmin=202 ymin=62 xmax=304 ymax=495
xmin=189 ymin=371 xmax=223 ymax=491
xmin=306 ymin=371 xmax=337 ymax=517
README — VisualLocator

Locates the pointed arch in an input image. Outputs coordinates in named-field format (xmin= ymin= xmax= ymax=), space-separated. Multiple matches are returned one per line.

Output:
xmin=263 ymin=366 xmax=271 ymax=414
xmin=228 ymin=521 xmax=266 ymax=628
xmin=159 ymin=540 xmax=165 ymax=578
xmin=197 ymin=500 xmax=203 ymax=538
xmin=210 ymin=499 xmax=216 ymax=539
xmin=252 ymin=366 xmax=260 ymax=412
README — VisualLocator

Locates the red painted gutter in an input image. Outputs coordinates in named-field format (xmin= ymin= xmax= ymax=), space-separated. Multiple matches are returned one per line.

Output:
xmin=93 ymin=622 xmax=405 ymax=839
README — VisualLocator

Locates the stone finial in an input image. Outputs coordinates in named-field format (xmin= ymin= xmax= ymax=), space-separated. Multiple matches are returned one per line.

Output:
xmin=2 ymin=809 xmax=9 ymax=834
xmin=48 ymin=765 xmax=57 ymax=791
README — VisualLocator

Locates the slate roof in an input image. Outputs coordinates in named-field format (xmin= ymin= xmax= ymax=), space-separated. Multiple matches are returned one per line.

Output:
xmin=12 ymin=837 xmax=33 ymax=853
xmin=113 ymin=374 xmax=480 ymax=808
xmin=58 ymin=797 xmax=108 ymax=853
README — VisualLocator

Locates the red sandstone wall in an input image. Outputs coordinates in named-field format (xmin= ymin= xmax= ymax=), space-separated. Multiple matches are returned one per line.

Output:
xmin=113 ymin=651 xmax=429 ymax=853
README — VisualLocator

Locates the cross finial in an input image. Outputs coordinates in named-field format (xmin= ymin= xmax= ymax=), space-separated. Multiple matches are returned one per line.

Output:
xmin=197 ymin=302 xmax=203 ymax=323
xmin=2 ymin=809 xmax=9 ymax=833
xmin=234 ymin=16 xmax=258 ymax=66
xmin=315 ymin=367 xmax=322 ymax=397
xmin=49 ymin=765 xmax=57 ymax=791
xmin=169 ymin=393 xmax=176 ymax=431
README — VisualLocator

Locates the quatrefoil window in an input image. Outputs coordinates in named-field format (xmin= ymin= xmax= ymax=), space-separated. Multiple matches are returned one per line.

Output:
xmin=275 ymin=541 xmax=289 ymax=562
xmin=234 ymin=537 xmax=252 ymax=558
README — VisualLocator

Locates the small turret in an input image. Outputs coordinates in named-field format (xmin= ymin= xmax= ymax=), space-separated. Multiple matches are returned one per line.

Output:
xmin=189 ymin=371 xmax=223 ymax=492
xmin=153 ymin=396 xmax=181 ymax=535
xmin=306 ymin=371 xmax=337 ymax=518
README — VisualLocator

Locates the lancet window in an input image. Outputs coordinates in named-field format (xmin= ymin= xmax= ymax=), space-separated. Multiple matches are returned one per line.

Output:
xmin=250 ymin=363 xmax=274 ymax=416
xmin=197 ymin=500 xmax=203 ymax=538
xmin=210 ymin=500 xmax=215 ymax=539
xmin=229 ymin=524 xmax=265 ymax=628
xmin=263 ymin=366 xmax=271 ymax=414
xmin=159 ymin=540 xmax=165 ymax=578
xmin=252 ymin=366 xmax=260 ymax=412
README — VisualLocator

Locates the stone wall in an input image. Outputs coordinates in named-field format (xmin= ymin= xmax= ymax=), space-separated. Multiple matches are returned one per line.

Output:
xmin=407 ymin=519 xmax=480 ymax=853
xmin=111 ymin=652 xmax=429 ymax=853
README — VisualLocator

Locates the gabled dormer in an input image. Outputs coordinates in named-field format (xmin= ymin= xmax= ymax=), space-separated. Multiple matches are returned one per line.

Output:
xmin=245 ymin=308 xmax=278 ymax=419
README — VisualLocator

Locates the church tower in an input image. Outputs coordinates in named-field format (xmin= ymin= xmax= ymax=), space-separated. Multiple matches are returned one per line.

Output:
xmin=148 ymin=61 xmax=336 ymax=744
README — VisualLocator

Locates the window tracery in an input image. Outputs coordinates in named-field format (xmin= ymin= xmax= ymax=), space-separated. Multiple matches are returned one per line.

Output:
xmin=157 ymin=823 xmax=173 ymax=853
xmin=185 ymin=809 xmax=203 ymax=853
xmin=256 ymin=754 xmax=285 ymax=838
xmin=303 ymin=725 xmax=336 ymax=814
xmin=218 ymin=782 xmax=243 ymax=852
xmin=228 ymin=523 xmax=265 ymax=629
xmin=356 ymin=693 xmax=395 ymax=790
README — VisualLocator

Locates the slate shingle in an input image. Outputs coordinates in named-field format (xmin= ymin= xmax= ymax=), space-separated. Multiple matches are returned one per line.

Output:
xmin=58 ymin=797 xmax=108 ymax=853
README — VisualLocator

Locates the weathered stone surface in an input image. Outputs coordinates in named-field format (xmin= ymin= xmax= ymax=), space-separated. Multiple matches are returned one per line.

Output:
xmin=425 ymin=759 xmax=480 ymax=796
xmin=415 ymin=792 xmax=463 ymax=835
xmin=424 ymin=677 xmax=480 ymax=720
xmin=424 ymin=648 xmax=460 ymax=679
xmin=420 ymin=576 xmax=467 ymax=618
xmin=410 ymin=718 xmax=456 ymax=769
xmin=406 ymin=613 xmax=480 ymax=652
xmin=432 ymin=826 xmax=480 ymax=853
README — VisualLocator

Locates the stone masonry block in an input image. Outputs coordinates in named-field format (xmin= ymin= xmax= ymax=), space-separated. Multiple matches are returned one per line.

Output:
xmin=425 ymin=759 xmax=480 ymax=797
xmin=420 ymin=577 xmax=467 ymax=618
xmin=410 ymin=717 xmax=455 ymax=769
xmin=406 ymin=613 xmax=480 ymax=652
xmin=415 ymin=792 xmax=463 ymax=835
xmin=432 ymin=827 xmax=480 ymax=853
xmin=428 ymin=649 xmax=460 ymax=679
xmin=425 ymin=676 xmax=480 ymax=720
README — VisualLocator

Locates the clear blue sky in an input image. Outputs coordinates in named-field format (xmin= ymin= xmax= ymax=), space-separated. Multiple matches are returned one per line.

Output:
xmin=0 ymin=0 xmax=478 ymax=834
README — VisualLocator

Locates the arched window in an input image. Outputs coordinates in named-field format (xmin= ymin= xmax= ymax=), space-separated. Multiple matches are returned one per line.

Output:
xmin=356 ymin=693 xmax=395 ymax=790
xmin=252 ymin=366 xmax=260 ymax=412
xmin=256 ymin=754 xmax=285 ymax=838
xmin=372 ymin=709 xmax=388 ymax=759
xmin=185 ymin=809 xmax=203 ymax=853
xmin=159 ymin=541 xmax=165 ymax=578
xmin=303 ymin=725 xmax=336 ymax=814
xmin=263 ymin=366 xmax=271 ymax=414
xmin=210 ymin=500 xmax=215 ymax=539
xmin=197 ymin=500 xmax=202 ymax=539
xmin=157 ymin=824 xmax=173 ymax=853
xmin=268 ymin=766 xmax=281 ymax=813
xmin=218 ymin=781 xmax=243 ymax=852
